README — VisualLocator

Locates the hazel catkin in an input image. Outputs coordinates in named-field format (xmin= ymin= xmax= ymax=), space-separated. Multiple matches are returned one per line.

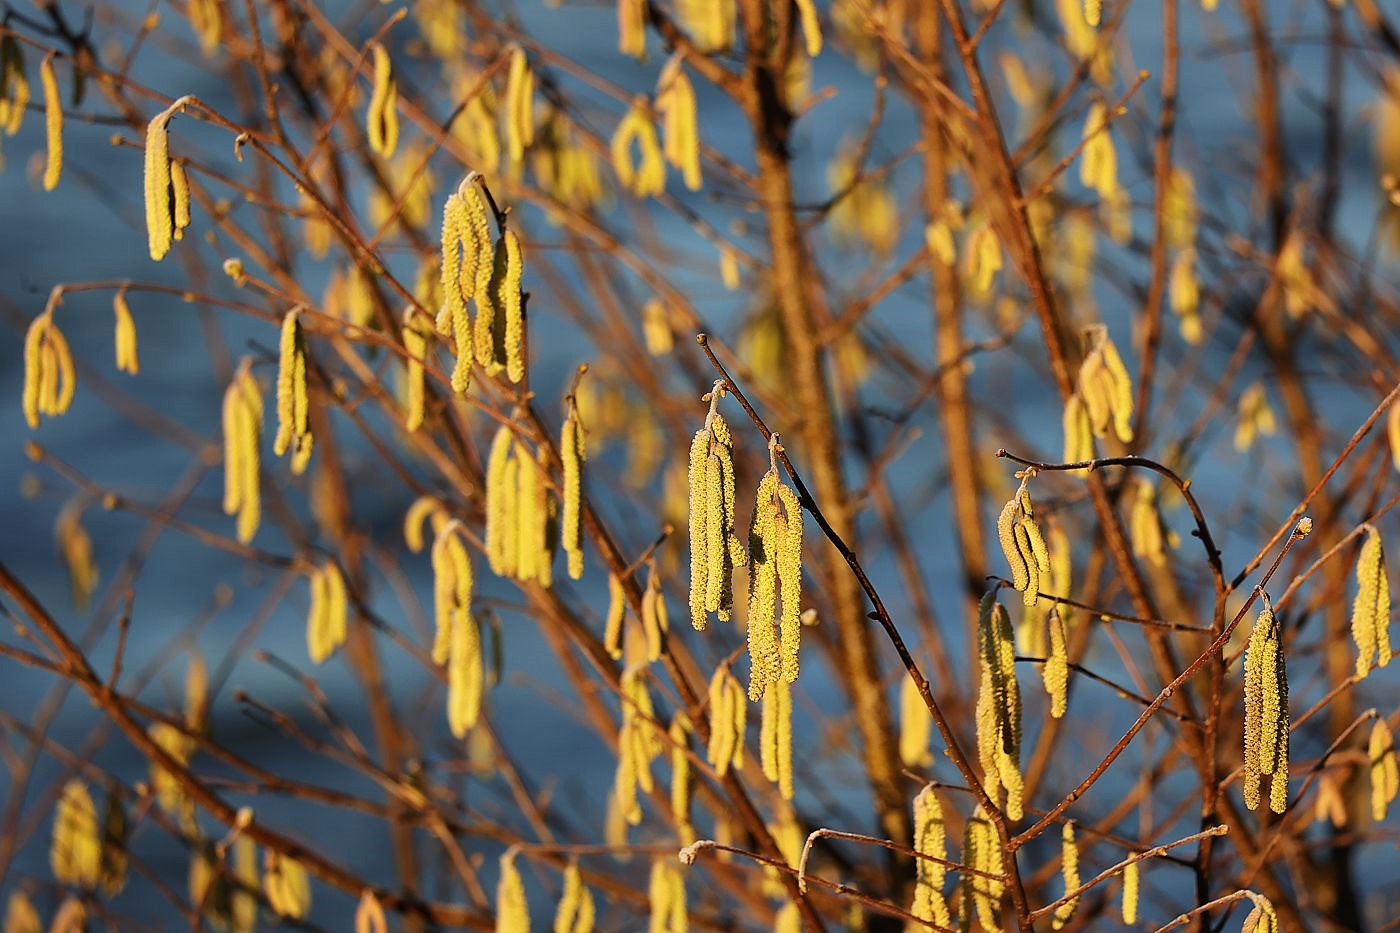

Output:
xmin=40 ymin=54 xmax=61 ymax=191
xmin=366 ymin=43 xmax=399 ymax=158
xmin=272 ymin=310 xmax=313 ymax=474
xmin=1351 ymin=524 xmax=1392 ymax=678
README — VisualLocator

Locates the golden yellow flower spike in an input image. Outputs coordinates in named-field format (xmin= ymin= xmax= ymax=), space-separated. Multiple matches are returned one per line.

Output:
xmin=617 ymin=0 xmax=646 ymax=59
xmin=22 ymin=310 xmax=76 ymax=429
xmin=430 ymin=520 xmax=475 ymax=666
xmin=1243 ymin=595 xmax=1289 ymax=813
xmin=1053 ymin=822 xmax=1081 ymax=928
xmin=56 ymin=500 xmax=98 ymax=609
xmin=647 ymin=859 xmax=687 ymax=933
xmin=611 ymin=97 xmax=666 ymax=198
xmin=1076 ymin=325 xmax=1135 ymax=443
xmin=144 ymin=105 xmax=180 ymax=261
xmin=1121 ymin=858 xmax=1140 ymax=924
xmin=760 ymin=677 xmax=794 ymax=800
xmin=499 ymin=230 xmax=526 ymax=383
xmin=402 ymin=310 xmax=431 ymax=432
xmin=656 ymin=58 xmax=701 ymax=192
xmin=272 ymin=309 xmax=314 ymax=474
xmin=1043 ymin=608 xmax=1070 ymax=718
xmin=1170 ymin=248 xmax=1203 ymax=344
xmin=4 ymin=890 xmax=41 ymax=933
xmin=688 ymin=385 xmax=746 ymax=630
xmin=40 ymin=54 xmax=61 ymax=191
xmin=263 ymin=850 xmax=311 ymax=919
xmin=1241 ymin=893 xmax=1280 ymax=933
xmin=505 ymin=47 xmax=534 ymax=168
xmin=222 ymin=359 xmax=263 ymax=544
xmin=366 ymin=43 xmax=399 ymax=158
xmin=614 ymin=668 xmax=663 ymax=825
xmin=1079 ymin=102 xmax=1119 ymax=200
xmin=306 ymin=560 xmax=348 ymax=664
xmin=51 ymin=779 xmax=100 ymax=887
xmin=113 ymin=291 xmax=140 ymax=375
xmin=554 ymin=860 xmax=596 ymax=933
xmin=900 ymin=673 xmax=933 ymax=767
xmin=170 ymin=160 xmax=191 ymax=241
xmin=975 ymin=591 xmax=1024 ymax=819
xmin=1369 ymin=719 xmax=1399 ymax=822
xmin=669 ymin=714 xmax=694 ymax=845
xmin=447 ymin=609 xmax=483 ymax=737
xmin=795 ymin=0 xmax=823 ymax=56
xmin=961 ymin=807 xmax=1006 ymax=931
xmin=910 ymin=785 xmax=950 ymax=926
xmin=1 ymin=35 xmax=30 ymax=137
xmin=1350 ymin=524 xmax=1392 ymax=678
xmin=705 ymin=667 xmax=746 ymax=776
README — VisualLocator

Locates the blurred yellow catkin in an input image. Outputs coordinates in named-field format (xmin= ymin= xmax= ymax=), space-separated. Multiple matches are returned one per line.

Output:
xmin=554 ymin=860 xmax=595 ymax=933
xmin=647 ymin=859 xmax=687 ymax=933
xmin=975 ymin=592 xmax=1024 ymax=819
xmin=688 ymin=400 xmax=745 ymax=630
xmin=263 ymin=849 xmax=311 ymax=919
xmin=366 ymin=44 xmax=399 ymax=158
xmin=910 ymin=785 xmax=950 ymax=927
xmin=705 ymin=667 xmax=746 ymax=777
xmin=3 ymin=890 xmax=40 ymax=933
xmin=505 ymin=48 xmax=535 ymax=168
xmin=222 ymin=359 xmax=263 ymax=543
xmin=899 ymin=674 xmax=933 ymax=767
xmin=961 ymin=807 xmax=1005 ymax=930
xmin=40 ymin=54 xmax=61 ymax=190
xmin=1351 ymin=524 xmax=1392 ymax=678
xmin=22 ymin=311 xmax=76 ymax=429
xmin=1053 ymin=822 xmax=1081 ymax=929
xmin=51 ymin=779 xmax=100 ymax=887
xmin=760 ymin=677 xmax=795 ymax=800
xmin=657 ymin=58 xmax=701 ymax=191
xmin=1370 ymin=719 xmax=1399 ymax=822
xmin=1077 ymin=325 xmax=1134 ymax=443
xmin=612 ymin=97 xmax=666 ymax=198
xmin=305 ymin=560 xmax=347 ymax=664
xmin=431 ymin=520 xmax=474 ymax=665
xmin=0 ymin=35 xmax=30 ymax=136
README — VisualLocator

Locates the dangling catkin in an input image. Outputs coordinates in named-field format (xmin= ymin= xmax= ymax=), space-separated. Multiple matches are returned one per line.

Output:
xmin=1370 ymin=719 xmax=1399 ymax=822
xmin=997 ymin=478 xmax=1052 ymax=608
xmin=960 ymin=807 xmax=1005 ymax=931
xmin=366 ymin=44 xmax=399 ymax=158
xmin=1243 ymin=597 xmax=1289 ymax=813
xmin=910 ymin=785 xmax=950 ymax=927
xmin=306 ymin=560 xmax=347 ymax=664
xmin=656 ymin=59 xmax=700 ymax=192
xmin=500 ymin=230 xmax=526 ymax=383
xmin=618 ymin=0 xmax=646 ymax=58
xmin=1121 ymin=858 xmax=1140 ymax=924
xmin=0 ymin=35 xmax=29 ymax=136
xmin=554 ymin=860 xmax=595 ymax=933
xmin=794 ymin=0 xmax=823 ymax=56
xmin=272 ymin=310 xmax=313 ymax=474
xmin=21 ymin=312 xmax=76 ymax=429
xmin=402 ymin=311 xmax=430 ymax=431
xmin=1388 ymin=401 xmax=1400 ymax=472
xmin=113 ymin=291 xmax=140 ymax=375
xmin=705 ymin=667 xmax=745 ymax=776
xmin=485 ymin=426 xmax=517 ymax=576
xmin=561 ymin=408 xmax=585 ymax=579
xmin=1079 ymin=102 xmax=1119 ymax=199
xmin=1062 ymin=393 xmax=1093 ymax=470
xmin=40 ymin=54 xmax=61 ymax=191
xmin=447 ymin=609 xmax=484 ymax=737
xmin=431 ymin=520 xmax=474 ymax=665
xmin=669 ymin=713 xmax=694 ymax=844
xmin=170 ymin=160 xmax=191 ymax=241
xmin=1077 ymin=326 xmax=1134 ymax=443
xmin=495 ymin=850 xmax=529 ymax=933
xmin=975 ymin=591 xmax=1024 ymax=820
xmin=1129 ymin=479 xmax=1167 ymax=567
xmin=1171 ymin=248 xmax=1203 ymax=344
xmin=1052 ymin=822 xmax=1080 ymax=929
xmin=611 ymin=98 xmax=666 ymax=198
xmin=505 ymin=48 xmax=534 ymax=167
xmin=356 ymin=890 xmax=388 ymax=933
xmin=603 ymin=572 xmax=626 ymax=660
xmin=51 ymin=779 xmax=100 ymax=887
xmin=1043 ymin=608 xmax=1069 ymax=718
xmin=148 ymin=722 xmax=196 ymax=833
xmin=687 ymin=399 xmax=745 ymax=630
xmin=221 ymin=360 xmax=262 ymax=543
xmin=1242 ymin=893 xmax=1280 ymax=933
xmin=647 ymin=859 xmax=687 ymax=933
xmin=1350 ymin=524 xmax=1392 ymax=678
xmin=1084 ymin=0 xmax=1102 ymax=27
xmin=760 ymin=677 xmax=794 ymax=800
xmin=263 ymin=850 xmax=311 ymax=918
xmin=900 ymin=674 xmax=933 ymax=767
xmin=144 ymin=108 xmax=176 ymax=261
xmin=641 ymin=564 xmax=668 ymax=661
xmin=615 ymin=668 xmax=663 ymax=824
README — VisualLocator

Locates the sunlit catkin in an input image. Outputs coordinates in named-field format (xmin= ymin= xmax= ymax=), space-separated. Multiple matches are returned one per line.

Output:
xmin=559 ymin=409 xmax=587 ymax=580
xmin=1044 ymin=608 xmax=1070 ymax=718
xmin=961 ymin=807 xmax=1005 ymax=931
xmin=0 ymin=35 xmax=29 ymax=136
xmin=910 ymin=785 xmax=950 ymax=927
xmin=1370 ymin=719 xmax=1399 ymax=822
xmin=618 ymin=0 xmax=646 ymax=58
xmin=40 ymin=55 xmax=61 ymax=191
xmin=998 ymin=479 xmax=1052 ymax=608
xmin=1170 ymin=248 xmax=1203 ymax=344
xmin=144 ymin=107 xmax=176 ymax=261
xmin=306 ymin=560 xmax=348 ymax=664
xmin=900 ymin=674 xmax=933 ymax=767
xmin=1062 ymin=393 xmax=1093 ymax=470
xmin=149 ymin=722 xmax=196 ymax=833
xmin=615 ymin=668 xmax=663 ymax=824
xmin=1079 ymin=102 xmax=1119 ymax=199
xmin=263 ymin=850 xmax=311 ymax=919
xmin=747 ymin=464 xmax=804 ymax=698
xmin=611 ymin=98 xmax=666 ymax=198
xmin=705 ymin=667 xmax=746 ymax=776
xmin=1235 ymin=381 xmax=1278 ymax=452
xmin=56 ymin=501 xmax=97 ymax=609
xmin=1388 ymin=401 xmax=1400 ymax=472
xmin=221 ymin=359 xmax=262 ymax=544
xmin=1242 ymin=893 xmax=1280 ymax=933
xmin=1053 ymin=822 xmax=1081 ymax=929
xmin=794 ymin=0 xmax=823 ymax=56
xmin=1077 ymin=325 xmax=1134 ymax=443
xmin=555 ymin=860 xmax=595 ymax=933
xmin=170 ymin=160 xmax=191 ymax=241
xmin=1129 ymin=479 xmax=1167 ymax=567
xmin=272 ymin=310 xmax=313 ymax=474
xmin=431 ymin=521 xmax=474 ymax=665
xmin=688 ymin=400 xmax=745 ymax=629
xmin=21 ymin=312 xmax=76 ymax=429
xmin=1350 ymin=524 xmax=1392 ymax=678
xmin=656 ymin=59 xmax=701 ymax=191
xmin=760 ymin=677 xmax=794 ymax=800
xmin=366 ymin=44 xmax=399 ymax=158
xmin=1243 ymin=598 xmax=1289 ymax=813
xmin=976 ymin=591 xmax=1024 ymax=819
xmin=505 ymin=48 xmax=535 ymax=168
xmin=51 ymin=779 xmax=100 ymax=888
xmin=648 ymin=859 xmax=687 ymax=933
xmin=447 ymin=608 xmax=484 ymax=737
xmin=499 ymin=230 xmax=526 ymax=383
xmin=641 ymin=565 xmax=669 ymax=661
xmin=113 ymin=291 xmax=140 ymax=375
xmin=3 ymin=890 xmax=40 ymax=933
xmin=401 ymin=311 xmax=430 ymax=431
xmin=495 ymin=850 xmax=529 ymax=933
xmin=1120 ymin=858 xmax=1140 ymax=924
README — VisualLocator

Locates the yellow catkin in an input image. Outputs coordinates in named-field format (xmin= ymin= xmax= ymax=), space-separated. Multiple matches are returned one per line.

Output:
xmin=760 ymin=677 xmax=795 ymax=800
xmin=1053 ymin=822 xmax=1081 ymax=929
xmin=705 ymin=667 xmax=746 ymax=776
xmin=264 ymin=850 xmax=311 ymax=919
xmin=148 ymin=722 xmax=196 ymax=833
xmin=687 ymin=427 xmax=711 ymax=630
xmin=718 ymin=245 xmax=740 ymax=290
xmin=976 ymin=592 xmax=1024 ymax=820
xmin=3 ymin=890 xmax=40 ymax=933
xmin=403 ymin=496 xmax=445 ymax=555
xmin=56 ymin=502 xmax=97 ymax=609
xmin=965 ymin=224 xmax=1002 ymax=298
xmin=145 ymin=108 xmax=176 ymax=261
xmin=615 ymin=669 xmax=663 ymax=824
xmin=367 ymin=44 xmax=399 ymax=158
xmin=1079 ymin=102 xmax=1119 ymax=199
xmin=1170 ymin=248 xmax=1203 ymax=344
xmin=513 ymin=445 xmax=552 ymax=585
xmin=999 ymin=481 xmax=1052 ymax=607
xmin=505 ymin=48 xmax=534 ymax=167
xmin=22 ymin=314 xmax=76 ymax=429
xmin=402 ymin=312 xmax=429 ymax=432
xmin=1 ymin=35 xmax=30 ymax=136
xmin=900 ymin=674 xmax=933 ymax=767
xmin=431 ymin=521 xmax=474 ymax=665
xmin=51 ymin=779 xmax=100 ymax=887
xmin=306 ymin=560 xmax=347 ymax=664
xmin=618 ymin=0 xmax=646 ymax=58
xmin=554 ymin=861 xmax=595 ymax=933
xmin=1129 ymin=479 xmax=1166 ymax=567
xmin=272 ymin=310 xmax=313 ymax=474
xmin=355 ymin=890 xmax=388 ymax=933
xmin=500 ymin=230 xmax=526 ymax=383
xmin=113 ymin=292 xmax=139 ymax=375
xmin=1077 ymin=327 xmax=1134 ymax=443
xmin=747 ymin=470 xmax=781 ymax=698
xmin=170 ymin=160 xmax=191 ymax=241
xmin=1120 ymin=858 xmax=1140 ymax=924
xmin=794 ymin=0 xmax=823 ymax=56
xmin=910 ymin=785 xmax=950 ymax=927
xmin=961 ymin=808 xmax=1005 ymax=931
xmin=221 ymin=360 xmax=262 ymax=544
xmin=641 ymin=300 xmax=673 ymax=356
xmin=656 ymin=59 xmax=701 ymax=192
xmin=611 ymin=98 xmax=666 ymax=198
xmin=669 ymin=714 xmax=694 ymax=844
xmin=1044 ymin=609 xmax=1070 ymax=718
xmin=641 ymin=565 xmax=668 ymax=661
xmin=1242 ymin=894 xmax=1280 ymax=933
xmin=689 ymin=410 xmax=746 ymax=629
xmin=1235 ymin=381 xmax=1278 ymax=452
xmin=1351 ymin=524 xmax=1392 ymax=678
xmin=561 ymin=410 xmax=586 ymax=579
xmin=1370 ymin=719 xmax=1399 ymax=822
xmin=40 ymin=55 xmax=61 ymax=191
xmin=1243 ymin=601 xmax=1289 ymax=813
xmin=604 ymin=572 xmax=626 ymax=659
xmin=188 ymin=0 xmax=222 ymax=56
xmin=448 ymin=609 xmax=484 ymax=737
xmin=485 ymin=427 xmax=515 ymax=576
xmin=1084 ymin=0 xmax=1102 ymax=26
xmin=1062 ymin=393 xmax=1093 ymax=470
xmin=1388 ymin=401 xmax=1400 ymax=472
xmin=648 ymin=859 xmax=687 ymax=933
